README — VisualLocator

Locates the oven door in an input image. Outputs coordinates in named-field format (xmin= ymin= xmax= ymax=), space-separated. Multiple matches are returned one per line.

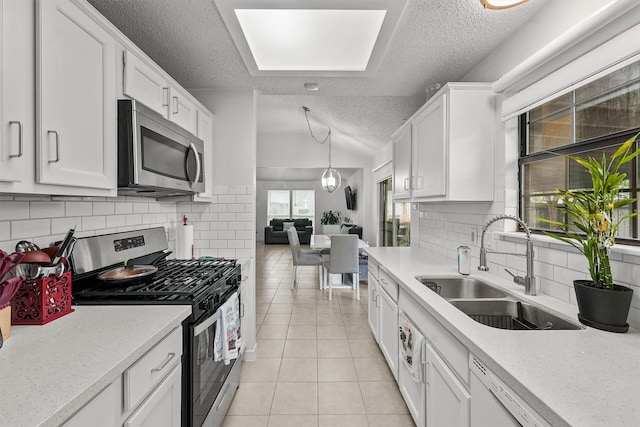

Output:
xmin=190 ymin=310 xmax=234 ymax=427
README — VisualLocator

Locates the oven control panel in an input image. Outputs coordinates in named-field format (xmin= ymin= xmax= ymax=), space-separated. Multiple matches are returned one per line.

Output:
xmin=114 ymin=235 xmax=146 ymax=252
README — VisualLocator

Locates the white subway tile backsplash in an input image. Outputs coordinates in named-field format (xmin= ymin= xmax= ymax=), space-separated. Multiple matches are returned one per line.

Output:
xmin=213 ymin=185 xmax=230 ymax=195
xmin=82 ymin=216 xmax=107 ymax=231
xmin=0 ymin=222 xmax=10 ymax=241
xmin=66 ymin=201 xmax=93 ymax=217
xmin=106 ymin=215 xmax=127 ymax=229
xmin=0 ymin=202 xmax=29 ymax=221
xmin=93 ymin=202 xmax=115 ymax=215
xmin=218 ymin=195 xmax=236 ymax=204
xmin=133 ymin=203 xmax=150 ymax=214
xmin=125 ymin=214 xmax=143 ymax=226
xmin=52 ymin=217 xmax=81 ymax=235
xmin=538 ymin=247 xmax=568 ymax=267
xmin=201 ymin=213 xmax=218 ymax=222
xmin=30 ymin=202 xmax=65 ymax=219
xmin=11 ymin=219 xmax=50 ymax=239
xmin=218 ymin=231 xmax=235 ymax=239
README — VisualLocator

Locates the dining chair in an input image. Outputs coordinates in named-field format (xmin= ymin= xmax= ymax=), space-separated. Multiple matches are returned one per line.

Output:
xmin=322 ymin=234 xmax=360 ymax=300
xmin=287 ymin=227 xmax=324 ymax=289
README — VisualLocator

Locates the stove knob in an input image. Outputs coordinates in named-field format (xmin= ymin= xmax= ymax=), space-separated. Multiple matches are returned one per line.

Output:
xmin=199 ymin=299 xmax=212 ymax=310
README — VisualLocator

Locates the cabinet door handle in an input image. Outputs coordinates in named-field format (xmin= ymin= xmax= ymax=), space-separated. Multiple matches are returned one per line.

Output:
xmin=421 ymin=341 xmax=428 ymax=384
xmin=9 ymin=121 xmax=23 ymax=158
xmin=403 ymin=177 xmax=409 ymax=190
xmin=151 ymin=352 xmax=176 ymax=373
xmin=162 ymin=87 xmax=169 ymax=107
xmin=173 ymin=96 xmax=179 ymax=114
xmin=47 ymin=130 xmax=60 ymax=163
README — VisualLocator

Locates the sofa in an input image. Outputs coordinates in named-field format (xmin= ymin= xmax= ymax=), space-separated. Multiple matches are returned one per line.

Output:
xmin=339 ymin=224 xmax=363 ymax=239
xmin=265 ymin=218 xmax=313 ymax=244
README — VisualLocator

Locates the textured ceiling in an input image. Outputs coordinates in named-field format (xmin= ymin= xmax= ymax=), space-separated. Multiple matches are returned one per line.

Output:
xmin=88 ymin=0 xmax=550 ymax=159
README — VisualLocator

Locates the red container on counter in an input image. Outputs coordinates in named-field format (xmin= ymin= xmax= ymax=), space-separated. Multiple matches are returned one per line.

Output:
xmin=11 ymin=272 xmax=74 ymax=325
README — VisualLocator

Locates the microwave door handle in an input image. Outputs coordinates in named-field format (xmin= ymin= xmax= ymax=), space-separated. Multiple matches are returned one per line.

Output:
xmin=188 ymin=142 xmax=201 ymax=189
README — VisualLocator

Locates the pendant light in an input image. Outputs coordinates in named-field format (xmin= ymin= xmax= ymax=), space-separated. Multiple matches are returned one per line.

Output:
xmin=321 ymin=131 xmax=341 ymax=193
xmin=303 ymin=106 xmax=342 ymax=193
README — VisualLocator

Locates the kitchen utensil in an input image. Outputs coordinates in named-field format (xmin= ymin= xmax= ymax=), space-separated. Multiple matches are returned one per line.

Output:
xmin=0 ymin=276 xmax=25 ymax=309
xmin=97 ymin=265 xmax=158 ymax=284
xmin=15 ymin=240 xmax=40 ymax=252
xmin=1 ymin=251 xmax=25 ymax=281
xmin=129 ymin=250 xmax=172 ymax=267
xmin=30 ymin=263 xmax=66 ymax=279
xmin=51 ymin=227 xmax=76 ymax=266
xmin=21 ymin=250 xmax=51 ymax=265
xmin=42 ymin=246 xmax=60 ymax=259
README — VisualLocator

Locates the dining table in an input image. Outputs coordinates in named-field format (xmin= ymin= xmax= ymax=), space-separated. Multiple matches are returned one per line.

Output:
xmin=309 ymin=233 xmax=369 ymax=250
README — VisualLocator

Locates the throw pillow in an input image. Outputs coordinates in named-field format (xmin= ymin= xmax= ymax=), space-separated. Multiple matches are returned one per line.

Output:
xmin=283 ymin=221 xmax=295 ymax=231
xmin=341 ymin=225 xmax=351 ymax=234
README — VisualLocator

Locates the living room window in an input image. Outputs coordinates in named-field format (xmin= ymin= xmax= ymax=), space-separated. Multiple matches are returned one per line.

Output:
xmin=520 ymin=59 xmax=640 ymax=241
xmin=267 ymin=189 xmax=315 ymax=221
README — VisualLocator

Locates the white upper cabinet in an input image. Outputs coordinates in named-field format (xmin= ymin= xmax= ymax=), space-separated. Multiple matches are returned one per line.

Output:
xmin=392 ymin=124 xmax=412 ymax=200
xmin=0 ymin=0 xmax=32 ymax=183
xmin=392 ymin=83 xmax=495 ymax=202
xmin=123 ymin=50 xmax=170 ymax=117
xmin=193 ymin=109 xmax=213 ymax=200
xmin=411 ymin=95 xmax=446 ymax=198
xmin=123 ymin=49 xmax=199 ymax=138
xmin=37 ymin=0 xmax=117 ymax=190
xmin=169 ymin=85 xmax=198 ymax=136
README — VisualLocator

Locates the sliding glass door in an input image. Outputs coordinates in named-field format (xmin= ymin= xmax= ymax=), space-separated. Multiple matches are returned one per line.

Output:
xmin=379 ymin=178 xmax=410 ymax=247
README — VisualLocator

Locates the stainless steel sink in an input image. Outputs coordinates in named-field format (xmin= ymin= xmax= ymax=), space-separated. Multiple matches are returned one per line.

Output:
xmin=449 ymin=299 xmax=583 ymax=331
xmin=415 ymin=276 xmax=509 ymax=299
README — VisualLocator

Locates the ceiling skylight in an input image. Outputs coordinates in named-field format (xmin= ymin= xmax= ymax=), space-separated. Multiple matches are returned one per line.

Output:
xmin=235 ymin=9 xmax=386 ymax=71
xmin=214 ymin=0 xmax=408 ymax=77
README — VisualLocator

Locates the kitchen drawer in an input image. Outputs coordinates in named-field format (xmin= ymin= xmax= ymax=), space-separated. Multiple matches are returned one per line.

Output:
xmin=378 ymin=269 xmax=398 ymax=302
xmin=399 ymin=289 xmax=469 ymax=385
xmin=124 ymin=327 xmax=182 ymax=411
xmin=368 ymin=259 xmax=379 ymax=280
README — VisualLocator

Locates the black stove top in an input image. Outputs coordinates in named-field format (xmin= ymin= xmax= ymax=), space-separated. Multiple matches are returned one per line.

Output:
xmin=73 ymin=259 xmax=239 ymax=306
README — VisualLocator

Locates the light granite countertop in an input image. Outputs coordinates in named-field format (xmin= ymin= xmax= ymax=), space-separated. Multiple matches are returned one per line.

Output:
xmin=0 ymin=305 xmax=191 ymax=427
xmin=363 ymin=246 xmax=640 ymax=427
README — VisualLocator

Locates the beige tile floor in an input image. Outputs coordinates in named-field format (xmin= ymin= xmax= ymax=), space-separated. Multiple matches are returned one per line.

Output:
xmin=223 ymin=242 xmax=415 ymax=427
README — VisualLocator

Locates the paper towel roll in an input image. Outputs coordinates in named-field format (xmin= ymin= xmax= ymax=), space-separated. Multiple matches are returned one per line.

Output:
xmin=176 ymin=225 xmax=194 ymax=260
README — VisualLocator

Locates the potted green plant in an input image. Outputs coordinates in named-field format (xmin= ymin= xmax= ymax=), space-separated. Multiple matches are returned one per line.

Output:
xmin=539 ymin=133 xmax=639 ymax=332
xmin=321 ymin=210 xmax=342 ymax=234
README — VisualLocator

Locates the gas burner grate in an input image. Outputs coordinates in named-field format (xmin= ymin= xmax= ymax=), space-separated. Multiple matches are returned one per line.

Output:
xmin=74 ymin=259 xmax=238 ymax=301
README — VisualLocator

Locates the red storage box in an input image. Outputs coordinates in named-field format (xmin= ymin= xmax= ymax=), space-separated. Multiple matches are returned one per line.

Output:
xmin=11 ymin=271 xmax=74 ymax=325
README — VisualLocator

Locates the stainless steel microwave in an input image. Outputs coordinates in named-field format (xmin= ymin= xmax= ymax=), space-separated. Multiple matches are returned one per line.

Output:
xmin=117 ymin=99 xmax=205 ymax=197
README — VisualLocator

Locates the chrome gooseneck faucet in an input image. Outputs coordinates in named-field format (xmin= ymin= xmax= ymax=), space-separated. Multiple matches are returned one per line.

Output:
xmin=478 ymin=215 xmax=536 ymax=296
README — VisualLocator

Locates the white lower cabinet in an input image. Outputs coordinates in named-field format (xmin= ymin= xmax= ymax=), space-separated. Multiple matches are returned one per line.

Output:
xmin=394 ymin=286 xmax=471 ymax=427
xmin=63 ymin=378 xmax=122 ymax=427
xmin=378 ymin=284 xmax=399 ymax=381
xmin=62 ymin=327 xmax=183 ymax=427
xmin=367 ymin=271 xmax=380 ymax=341
xmin=124 ymin=364 xmax=182 ymax=427
xmin=426 ymin=344 xmax=470 ymax=427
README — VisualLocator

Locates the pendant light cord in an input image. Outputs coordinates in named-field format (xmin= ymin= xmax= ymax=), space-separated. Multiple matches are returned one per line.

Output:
xmin=303 ymin=106 xmax=331 ymax=145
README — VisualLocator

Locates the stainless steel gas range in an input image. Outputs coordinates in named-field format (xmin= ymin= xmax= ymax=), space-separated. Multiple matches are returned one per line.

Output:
xmin=71 ymin=227 xmax=242 ymax=427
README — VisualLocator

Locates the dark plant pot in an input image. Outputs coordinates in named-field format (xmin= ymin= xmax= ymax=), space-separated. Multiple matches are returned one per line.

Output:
xmin=574 ymin=280 xmax=633 ymax=333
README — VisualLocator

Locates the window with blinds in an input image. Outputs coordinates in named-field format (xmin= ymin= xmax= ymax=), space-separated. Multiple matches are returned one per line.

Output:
xmin=520 ymin=60 xmax=640 ymax=240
